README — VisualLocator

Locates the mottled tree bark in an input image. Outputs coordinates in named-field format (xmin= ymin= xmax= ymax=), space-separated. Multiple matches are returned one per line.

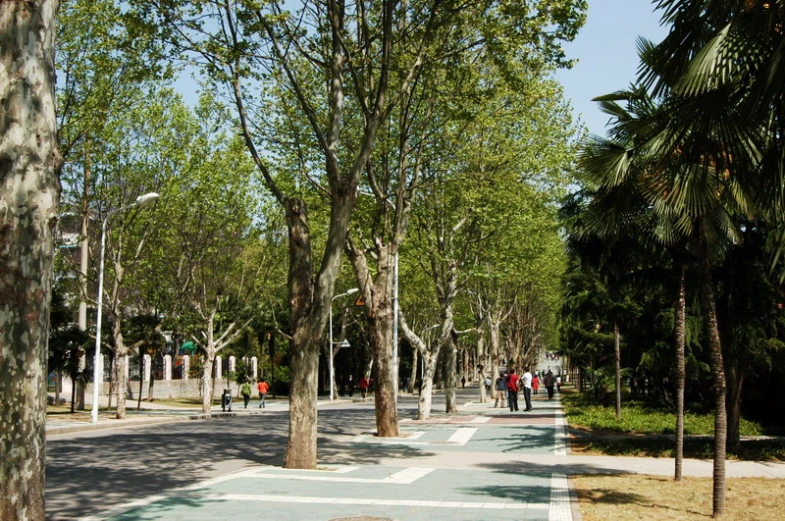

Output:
xmin=0 ymin=0 xmax=60 ymax=517
xmin=444 ymin=329 xmax=458 ymax=413
xmin=346 ymin=242 xmax=399 ymax=437
xmin=113 ymin=318 xmax=129 ymax=418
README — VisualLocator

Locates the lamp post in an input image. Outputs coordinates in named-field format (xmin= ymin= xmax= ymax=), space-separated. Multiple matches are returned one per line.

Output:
xmin=91 ymin=192 xmax=159 ymax=423
xmin=329 ymin=288 xmax=359 ymax=401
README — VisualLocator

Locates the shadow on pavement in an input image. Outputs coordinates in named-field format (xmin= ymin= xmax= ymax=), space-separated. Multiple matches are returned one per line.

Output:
xmin=46 ymin=408 xmax=434 ymax=520
xmin=477 ymin=460 xmax=628 ymax=477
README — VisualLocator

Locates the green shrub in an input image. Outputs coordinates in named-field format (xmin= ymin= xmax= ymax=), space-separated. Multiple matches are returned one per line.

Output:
xmin=562 ymin=393 xmax=763 ymax=436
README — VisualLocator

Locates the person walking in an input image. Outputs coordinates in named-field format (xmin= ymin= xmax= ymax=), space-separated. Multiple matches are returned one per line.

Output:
xmin=240 ymin=380 xmax=252 ymax=408
xmin=544 ymin=370 xmax=555 ymax=400
xmin=461 ymin=376 xmax=466 ymax=388
xmin=506 ymin=369 xmax=520 ymax=412
xmin=532 ymin=374 xmax=540 ymax=395
xmin=360 ymin=376 xmax=369 ymax=399
xmin=494 ymin=374 xmax=507 ymax=408
xmin=522 ymin=367 xmax=533 ymax=411
xmin=257 ymin=378 xmax=269 ymax=408
xmin=348 ymin=374 xmax=355 ymax=397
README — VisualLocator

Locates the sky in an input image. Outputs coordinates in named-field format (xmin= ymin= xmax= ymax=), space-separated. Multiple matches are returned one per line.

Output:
xmin=553 ymin=0 xmax=670 ymax=138
xmin=176 ymin=1 xmax=669 ymax=138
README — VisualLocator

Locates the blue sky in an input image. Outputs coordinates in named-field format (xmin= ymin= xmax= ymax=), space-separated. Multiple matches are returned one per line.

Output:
xmin=554 ymin=0 xmax=669 ymax=138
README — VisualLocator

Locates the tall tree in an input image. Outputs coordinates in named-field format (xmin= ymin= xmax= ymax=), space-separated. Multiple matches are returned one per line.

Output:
xmin=0 ymin=0 xmax=60 ymax=518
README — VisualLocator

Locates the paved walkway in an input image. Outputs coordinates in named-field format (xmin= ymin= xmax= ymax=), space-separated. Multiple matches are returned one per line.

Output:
xmin=46 ymin=390 xmax=785 ymax=521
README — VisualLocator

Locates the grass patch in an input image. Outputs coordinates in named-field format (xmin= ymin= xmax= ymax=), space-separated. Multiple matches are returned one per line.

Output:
xmin=562 ymin=393 xmax=765 ymax=436
xmin=573 ymin=474 xmax=785 ymax=520
xmin=571 ymin=436 xmax=785 ymax=461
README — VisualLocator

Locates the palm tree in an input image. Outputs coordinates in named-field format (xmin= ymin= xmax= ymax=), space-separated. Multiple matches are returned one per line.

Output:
xmin=576 ymin=75 xmax=768 ymax=501
xmin=637 ymin=4 xmax=779 ymax=511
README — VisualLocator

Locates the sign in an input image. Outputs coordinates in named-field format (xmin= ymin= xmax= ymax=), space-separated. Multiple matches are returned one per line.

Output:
xmin=340 ymin=339 xmax=351 ymax=348
xmin=354 ymin=294 xmax=365 ymax=307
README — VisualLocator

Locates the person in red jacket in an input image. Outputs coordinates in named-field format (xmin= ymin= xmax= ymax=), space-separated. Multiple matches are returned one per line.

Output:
xmin=506 ymin=369 xmax=520 ymax=412
xmin=359 ymin=376 xmax=369 ymax=399
xmin=532 ymin=375 xmax=540 ymax=395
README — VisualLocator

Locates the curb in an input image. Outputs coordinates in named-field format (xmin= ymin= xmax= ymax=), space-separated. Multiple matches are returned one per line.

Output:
xmin=46 ymin=410 xmax=267 ymax=436
xmin=46 ymin=399 xmax=350 ymax=437
xmin=567 ymin=476 xmax=583 ymax=521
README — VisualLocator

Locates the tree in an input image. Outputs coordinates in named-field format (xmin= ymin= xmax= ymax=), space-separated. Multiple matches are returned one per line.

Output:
xmin=142 ymin=101 xmax=274 ymax=413
xmin=57 ymin=0 xmax=167 ymax=411
xmin=0 ymin=0 xmax=60 ymax=517
xmin=345 ymin=0 xmax=586 ymax=438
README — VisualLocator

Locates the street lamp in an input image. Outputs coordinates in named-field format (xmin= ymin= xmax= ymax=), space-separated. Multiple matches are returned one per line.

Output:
xmin=329 ymin=288 xmax=359 ymax=401
xmin=91 ymin=192 xmax=159 ymax=423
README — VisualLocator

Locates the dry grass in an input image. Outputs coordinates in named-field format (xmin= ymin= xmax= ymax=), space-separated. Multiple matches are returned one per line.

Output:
xmin=572 ymin=474 xmax=785 ymax=520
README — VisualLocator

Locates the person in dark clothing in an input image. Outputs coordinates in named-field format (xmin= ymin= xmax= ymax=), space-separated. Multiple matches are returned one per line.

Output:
xmin=494 ymin=374 xmax=507 ymax=408
xmin=544 ymin=370 xmax=555 ymax=400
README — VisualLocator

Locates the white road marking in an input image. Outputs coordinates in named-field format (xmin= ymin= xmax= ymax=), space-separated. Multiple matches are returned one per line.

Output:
xmin=470 ymin=416 xmax=491 ymax=423
xmin=447 ymin=427 xmax=478 ymax=445
xmin=385 ymin=466 xmax=435 ymax=483
xmin=208 ymin=493 xmax=530 ymax=510
xmin=248 ymin=466 xmax=435 ymax=485
xmin=81 ymin=467 xmax=263 ymax=521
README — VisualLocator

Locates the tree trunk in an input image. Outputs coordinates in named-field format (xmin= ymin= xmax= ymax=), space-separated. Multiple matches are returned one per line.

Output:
xmin=287 ymin=328 xmax=320 ymax=468
xmin=284 ymin=197 xmax=319 ymax=469
xmin=137 ymin=348 xmax=144 ymax=409
xmin=202 ymin=353 xmax=215 ymax=413
xmin=347 ymin=242 xmax=399 ymax=437
xmin=71 ymin=378 xmax=77 ymax=414
xmin=147 ymin=358 xmax=155 ymax=401
xmin=726 ymin=369 xmax=744 ymax=454
xmin=444 ymin=332 xmax=458 ymax=413
xmin=268 ymin=330 xmax=276 ymax=398
xmin=107 ymin=356 xmax=114 ymax=410
xmin=113 ymin=318 xmax=129 ymax=418
xmin=674 ymin=257 xmax=687 ymax=481
xmin=0 ymin=0 xmax=59 ymax=517
xmin=698 ymin=245 xmax=728 ymax=518
xmin=408 ymin=349 xmax=418 ymax=394
xmin=55 ymin=371 xmax=61 ymax=405
xmin=370 ymin=311 xmax=399 ymax=436
xmin=477 ymin=335 xmax=487 ymax=403
xmin=418 ymin=352 xmax=439 ymax=420
xmin=614 ymin=321 xmax=621 ymax=420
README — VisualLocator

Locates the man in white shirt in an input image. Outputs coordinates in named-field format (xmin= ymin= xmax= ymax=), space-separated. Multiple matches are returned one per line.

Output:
xmin=522 ymin=367 xmax=533 ymax=412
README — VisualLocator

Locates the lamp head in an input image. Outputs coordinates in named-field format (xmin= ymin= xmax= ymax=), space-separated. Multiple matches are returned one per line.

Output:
xmin=346 ymin=288 xmax=359 ymax=295
xmin=135 ymin=192 xmax=160 ymax=206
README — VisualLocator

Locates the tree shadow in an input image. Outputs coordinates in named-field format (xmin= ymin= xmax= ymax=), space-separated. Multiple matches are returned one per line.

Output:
xmin=457 ymin=483 xmax=553 ymax=503
xmin=46 ymin=408 xmax=434 ymax=520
